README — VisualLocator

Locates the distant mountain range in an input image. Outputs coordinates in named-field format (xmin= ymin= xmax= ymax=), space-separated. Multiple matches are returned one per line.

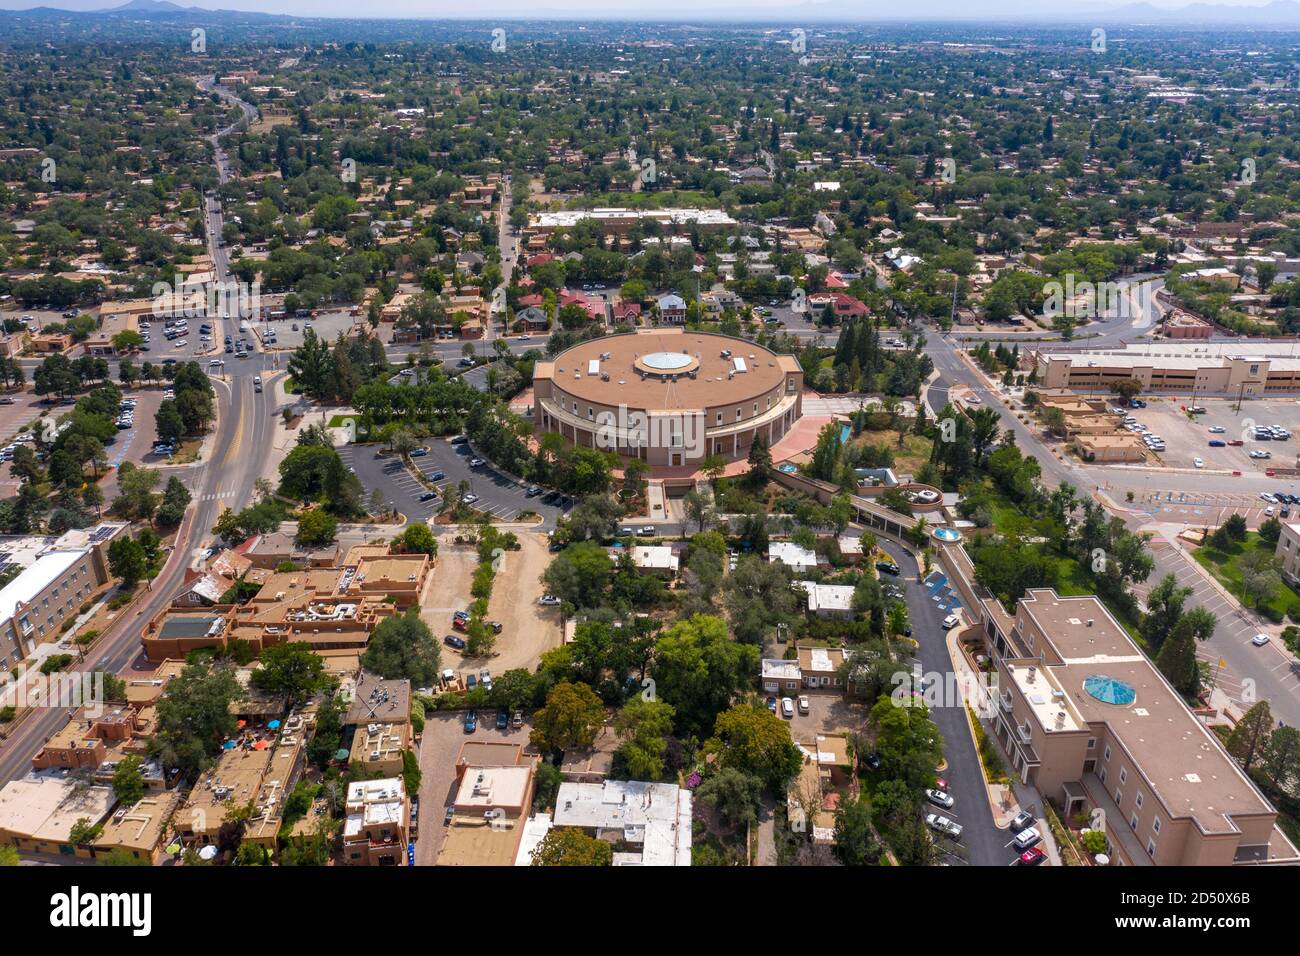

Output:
xmin=2 ymin=0 xmax=1300 ymax=27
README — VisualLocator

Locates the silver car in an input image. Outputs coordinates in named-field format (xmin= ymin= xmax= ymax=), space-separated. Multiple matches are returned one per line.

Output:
xmin=925 ymin=813 xmax=963 ymax=839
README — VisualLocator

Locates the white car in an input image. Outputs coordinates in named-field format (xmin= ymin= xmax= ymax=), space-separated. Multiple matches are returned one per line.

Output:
xmin=1260 ymin=493 xmax=1278 ymax=503
xmin=538 ymin=594 xmax=562 ymax=606
xmin=1208 ymin=426 xmax=1226 ymax=434
xmin=1193 ymin=457 xmax=1204 ymax=468
xmin=1013 ymin=826 xmax=1042 ymax=850
xmin=1252 ymin=633 xmax=1271 ymax=647
xmin=925 ymin=789 xmax=955 ymax=809
xmin=462 ymin=493 xmax=479 ymax=504
xmin=925 ymin=814 xmax=963 ymax=839
xmin=942 ymin=613 xmax=960 ymax=629
xmin=1251 ymin=450 xmax=1272 ymax=460
xmin=1265 ymin=506 xmax=1276 ymax=517
xmin=781 ymin=697 xmax=794 ymax=718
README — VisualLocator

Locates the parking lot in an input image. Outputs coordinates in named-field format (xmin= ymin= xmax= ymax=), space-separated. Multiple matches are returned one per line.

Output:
xmin=260 ymin=310 xmax=357 ymax=350
xmin=1119 ymin=397 xmax=1299 ymax=472
xmin=409 ymin=437 xmax=573 ymax=527
xmin=338 ymin=445 xmax=440 ymax=523
xmin=414 ymin=710 xmax=537 ymax=866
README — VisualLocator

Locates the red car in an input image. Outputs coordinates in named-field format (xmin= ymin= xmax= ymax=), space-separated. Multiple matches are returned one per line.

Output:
xmin=1018 ymin=847 xmax=1046 ymax=866
xmin=934 ymin=777 xmax=949 ymax=792
xmin=1228 ymin=439 xmax=1244 ymax=446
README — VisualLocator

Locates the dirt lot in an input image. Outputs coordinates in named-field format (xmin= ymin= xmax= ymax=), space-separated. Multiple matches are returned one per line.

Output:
xmin=420 ymin=540 xmax=477 ymax=645
xmin=485 ymin=532 xmax=562 ymax=672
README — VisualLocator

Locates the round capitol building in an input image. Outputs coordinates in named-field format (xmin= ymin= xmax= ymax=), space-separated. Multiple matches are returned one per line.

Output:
xmin=532 ymin=330 xmax=804 ymax=468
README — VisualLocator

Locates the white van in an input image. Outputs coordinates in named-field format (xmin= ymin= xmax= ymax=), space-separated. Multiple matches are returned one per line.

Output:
xmin=253 ymin=375 xmax=263 ymax=393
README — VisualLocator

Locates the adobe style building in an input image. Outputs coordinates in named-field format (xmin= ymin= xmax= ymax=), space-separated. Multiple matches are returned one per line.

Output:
xmin=343 ymin=777 xmax=411 ymax=866
xmin=937 ymin=551 xmax=1300 ymax=865
xmin=533 ymin=330 xmax=804 ymax=469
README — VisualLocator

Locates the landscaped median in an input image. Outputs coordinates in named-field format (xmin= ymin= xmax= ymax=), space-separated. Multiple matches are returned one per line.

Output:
xmin=1192 ymin=526 xmax=1300 ymax=626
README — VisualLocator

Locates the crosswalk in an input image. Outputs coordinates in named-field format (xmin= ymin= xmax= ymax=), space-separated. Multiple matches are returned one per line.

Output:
xmin=199 ymin=490 xmax=239 ymax=502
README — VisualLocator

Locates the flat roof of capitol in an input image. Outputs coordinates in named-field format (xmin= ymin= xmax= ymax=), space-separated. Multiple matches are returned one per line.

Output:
xmin=536 ymin=330 xmax=799 ymax=412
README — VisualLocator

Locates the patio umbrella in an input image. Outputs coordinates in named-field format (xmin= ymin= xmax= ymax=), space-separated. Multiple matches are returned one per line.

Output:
xmin=252 ymin=740 xmax=269 ymax=750
xmin=222 ymin=741 xmax=237 ymax=749
xmin=267 ymin=719 xmax=281 ymax=730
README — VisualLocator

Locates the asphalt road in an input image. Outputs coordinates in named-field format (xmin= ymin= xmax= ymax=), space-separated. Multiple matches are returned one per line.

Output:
xmin=877 ymin=538 xmax=1010 ymax=866
xmin=0 ymin=80 xmax=278 ymax=786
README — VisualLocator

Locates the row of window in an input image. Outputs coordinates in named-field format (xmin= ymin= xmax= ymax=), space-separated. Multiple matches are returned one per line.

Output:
xmin=1099 ymin=744 xmax=1162 ymax=859
xmin=557 ymin=384 xmax=793 ymax=427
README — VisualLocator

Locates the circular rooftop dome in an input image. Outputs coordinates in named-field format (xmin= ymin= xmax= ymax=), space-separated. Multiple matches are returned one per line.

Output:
xmin=931 ymin=526 xmax=961 ymax=543
xmin=641 ymin=351 xmax=694 ymax=371
xmin=1083 ymin=675 xmax=1136 ymax=706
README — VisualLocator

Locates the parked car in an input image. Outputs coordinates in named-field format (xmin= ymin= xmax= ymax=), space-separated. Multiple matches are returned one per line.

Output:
xmin=479 ymin=669 xmax=493 ymax=691
xmin=942 ymin=613 xmax=960 ymax=629
xmin=864 ymin=752 xmax=882 ymax=770
xmin=511 ymin=711 xmax=523 ymax=728
xmin=1252 ymin=633 xmax=1271 ymax=647
xmin=780 ymin=697 xmax=794 ymax=718
xmin=925 ymin=814 xmax=963 ymax=839
xmin=463 ymin=710 xmax=477 ymax=733
xmin=443 ymin=634 xmax=466 ymax=650
xmin=1013 ymin=826 xmax=1042 ymax=850
xmin=495 ymin=707 xmax=509 ymax=730
xmin=526 ymin=485 xmax=543 ymax=497
xmin=418 ymin=491 xmax=437 ymax=502
xmin=925 ymin=789 xmax=955 ymax=809
xmin=462 ymin=493 xmax=479 ymax=504
xmin=876 ymin=560 xmax=901 ymax=576
xmin=797 ymin=695 xmax=810 ymax=714
xmin=485 ymin=621 xmax=503 ymax=634
xmin=1208 ymin=439 xmax=1226 ymax=447
xmin=444 ymin=806 xmax=454 ymax=826
xmin=429 ymin=471 xmax=446 ymax=481
xmin=468 ymin=457 xmax=486 ymax=467
xmin=538 ymin=594 xmax=562 ymax=606
xmin=766 ymin=696 xmax=777 ymax=712
xmin=1018 ymin=847 xmax=1047 ymax=866
xmin=639 ymin=526 xmax=656 ymax=536
xmin=1193 ymin=457 xmax=1204 ymax=468
xmin=409 ymin=447 xmax=428 ymax=457
xmin=1208 ymin=426 xmax=1226 ymax=434
xmin=1010 ymin=811 xmax=1035 ymax=832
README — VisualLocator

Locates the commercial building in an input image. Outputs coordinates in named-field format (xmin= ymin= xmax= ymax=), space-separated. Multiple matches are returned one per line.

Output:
xmin=0 ymin=523 xmax=127 ymax=668
xmin=527 ymin=207 xmax=737 ymax=238
xmin=439 ymin=741 xmax=538 ymax=866
xmin=1275 ymin=522 xmax=1300 ymax=584
xmin=533 ymin=330 xmax=803 ymax=468
xmin=141 ymin=551 xmax=429 ymax=661
xmin=0 ymin=771 xmax=116 ymax=859
xmin=1032 ymin=342 xmax=1300 ymax=397
xmin=796 ymin=581 xmax=856 ymax=618
xmin=177 ymin=734 xmax=304 ymax=850
xmin=91 ymin=792 xmax=183 ymax=865
xmin=343 ymin=777 xmax=411 ymax=866
xmin=344 ymin=671 xmax=413 ymax=778
xmin=533 ymin=780 xmax=693 ymax=866
xmin=950 ymin=574 xmax=1300 ymax=866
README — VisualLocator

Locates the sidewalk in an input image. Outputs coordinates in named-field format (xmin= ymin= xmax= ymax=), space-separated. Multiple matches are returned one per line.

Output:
xmin=943 ymin=628 xmax=1064 ymax=867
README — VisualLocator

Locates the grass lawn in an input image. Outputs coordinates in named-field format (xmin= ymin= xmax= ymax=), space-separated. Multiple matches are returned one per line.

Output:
xmin=1193 ymin=532 xmax=1300 ymax=621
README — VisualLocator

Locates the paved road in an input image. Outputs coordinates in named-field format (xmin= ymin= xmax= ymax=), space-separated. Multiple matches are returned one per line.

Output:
xmin=877 ymin=538 xmax=1009 ymax=866
xmin=0 ymin=80 xmax=279 ymax=786
xmin=924 ymin=331 xmax=1300 ymax=729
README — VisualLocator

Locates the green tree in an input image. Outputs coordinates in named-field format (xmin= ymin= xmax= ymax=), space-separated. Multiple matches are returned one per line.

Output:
xmin=529 ymin=827 xmax=612 ymax=866
xmin=361 ymin=609 xmax=441 ymax=686
xmin=613 ymin=698 xmax=676 ymax=781
xmin=707 ymin=704 xmax=802 ymax=790
xmin=111 ymin=754 xmax=146 ymax=806
xmin=530 ymin=680 xmax=605 ymax=753
xmin=833 ymin=798 xmax=882 ymax=866
xmin=541 ymin=541 xmax=613 ymax=608
xmin=107 ymin=536 xmax=147 ymax=587
xmin=252 ymin=642 xmax=329 ymax=708
xmin=1226 ymin=701 xmax=1274 ymax=772
xmin=149 ymin=660 xmax=242 ymax=776
xmin=653 ymin=614 xmax=758 ymax=738
xmin=295 ymin=509 xmax=338 ymax=548
xmin=695 ymin=767 xmax=763 ymax=829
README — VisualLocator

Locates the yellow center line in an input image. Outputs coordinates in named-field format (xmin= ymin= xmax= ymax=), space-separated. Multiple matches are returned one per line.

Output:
xmin=222 ymin=385 xmax=246 ymax=467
